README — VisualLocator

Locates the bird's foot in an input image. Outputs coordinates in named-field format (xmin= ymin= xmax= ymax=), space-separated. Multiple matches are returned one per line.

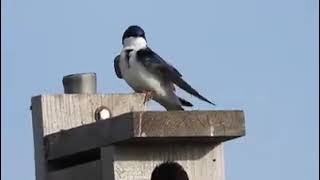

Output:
xmin=143 ymin=90 xmax=154 ymax=104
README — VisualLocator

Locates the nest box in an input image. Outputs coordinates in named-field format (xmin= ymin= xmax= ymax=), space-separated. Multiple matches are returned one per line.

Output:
xmin=31 ymin=93 xmax=245 ymax=180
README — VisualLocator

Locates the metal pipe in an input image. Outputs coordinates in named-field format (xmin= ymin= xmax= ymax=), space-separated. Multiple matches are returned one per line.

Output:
xmin=62 ymin=72 xmax=97 ymax=94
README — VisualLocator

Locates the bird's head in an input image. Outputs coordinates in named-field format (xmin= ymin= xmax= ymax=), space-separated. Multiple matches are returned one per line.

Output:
xmin=122 ymin=25 xmax=147 ymax=49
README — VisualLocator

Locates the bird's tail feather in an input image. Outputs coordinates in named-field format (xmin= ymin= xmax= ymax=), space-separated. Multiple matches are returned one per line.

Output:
xmin=178 ymin=97 xmax=193 ymax=107
xmin=173 ymin=78 xmax=215 ymax=106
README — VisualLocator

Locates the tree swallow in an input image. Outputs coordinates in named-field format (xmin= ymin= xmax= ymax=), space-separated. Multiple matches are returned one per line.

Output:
xmin=114 ymin=25 xmax=215 ymax=110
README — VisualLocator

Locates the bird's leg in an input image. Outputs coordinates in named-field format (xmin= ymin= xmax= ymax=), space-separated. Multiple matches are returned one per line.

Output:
xmin=143 ymin=90 xmax=154 ymax=104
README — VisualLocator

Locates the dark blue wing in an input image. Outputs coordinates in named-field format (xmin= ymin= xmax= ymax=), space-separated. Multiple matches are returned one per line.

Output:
xmin=136 ymin=47 xmax=215 ymax=106
xmin=136 ymin=47 xmax=182 ymax=77
xmin=114 ymin=55 xmax=122 ymax=79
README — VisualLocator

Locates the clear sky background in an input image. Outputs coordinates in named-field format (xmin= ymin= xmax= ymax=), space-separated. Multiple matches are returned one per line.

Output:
xmin=1 ymin=0 xmax=319 ymax=180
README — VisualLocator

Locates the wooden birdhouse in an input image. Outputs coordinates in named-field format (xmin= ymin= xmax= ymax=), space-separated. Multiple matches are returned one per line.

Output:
xmin=30 ymin=73 xmax=245 ymax=180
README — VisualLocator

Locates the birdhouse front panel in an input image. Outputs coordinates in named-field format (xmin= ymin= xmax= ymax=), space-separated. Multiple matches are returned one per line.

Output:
xmin=101 ymin=143 xmax=225 ymax=180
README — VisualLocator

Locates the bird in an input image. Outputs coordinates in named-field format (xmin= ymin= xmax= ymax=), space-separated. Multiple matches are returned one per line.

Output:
xmin=114 ymin=25 xmax=215 ymax=110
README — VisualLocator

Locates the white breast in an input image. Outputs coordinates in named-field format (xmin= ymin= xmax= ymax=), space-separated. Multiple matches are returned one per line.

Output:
xmin=119 ymin=51 xmax=167 ymax=97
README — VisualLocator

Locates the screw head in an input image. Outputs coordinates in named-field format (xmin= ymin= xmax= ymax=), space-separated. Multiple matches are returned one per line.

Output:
xmin=95 ymin=106 xmax=111 ymax=121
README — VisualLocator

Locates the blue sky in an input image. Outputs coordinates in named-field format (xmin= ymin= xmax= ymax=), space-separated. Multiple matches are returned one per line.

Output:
xmin=1 ymin=0 xmax=319 ymax=180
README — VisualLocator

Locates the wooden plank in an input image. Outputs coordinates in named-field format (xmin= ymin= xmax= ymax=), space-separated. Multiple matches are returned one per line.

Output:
xmin=101 ymin=147 xmax=116 ymax=180
xmin=32 ymin=93 xmax=147 ymax=135
xmin=48 ymin=160 xmax=101 ymax=180
xmin=45 ymin=111 xmax=245 ymax=160
xmin=101 ymin=143 xmax=225 ymax=180
xmin=131 ymin=110 xmax=245 ymax=137
xmin=31 ymin=93 xmax=147 ymax=180
xmin=32 ymin=97 xmax=47 ymax=180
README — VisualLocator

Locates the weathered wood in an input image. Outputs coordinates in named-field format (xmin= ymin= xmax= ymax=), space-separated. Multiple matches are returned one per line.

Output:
xmin=101 ymin=143 xmax=225 ymax=180
xmin=48 ymin=160 xmax=102 ymax=180
xmin=31 ymin=93 xmax=245 ymax=180
xmin=32 ymin=97 xmax=47 ymax=180
xmin=101 ymin=147 xmax=116 ymax=180
xmin=31 ymin=93 xmax=147 ymax=180
xmin=32 ymin=94 xmax=147 ymax=135
xmin=45 ymin=111 xmax=245 ymax=160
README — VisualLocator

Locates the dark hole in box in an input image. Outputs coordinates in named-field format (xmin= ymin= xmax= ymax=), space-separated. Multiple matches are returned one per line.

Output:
xmin=151 ymin=161 xmax=189 ymax=180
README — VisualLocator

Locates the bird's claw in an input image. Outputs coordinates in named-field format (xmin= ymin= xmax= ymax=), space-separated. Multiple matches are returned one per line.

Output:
xmin=143 ymin=91 xmax=153 ymax=104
